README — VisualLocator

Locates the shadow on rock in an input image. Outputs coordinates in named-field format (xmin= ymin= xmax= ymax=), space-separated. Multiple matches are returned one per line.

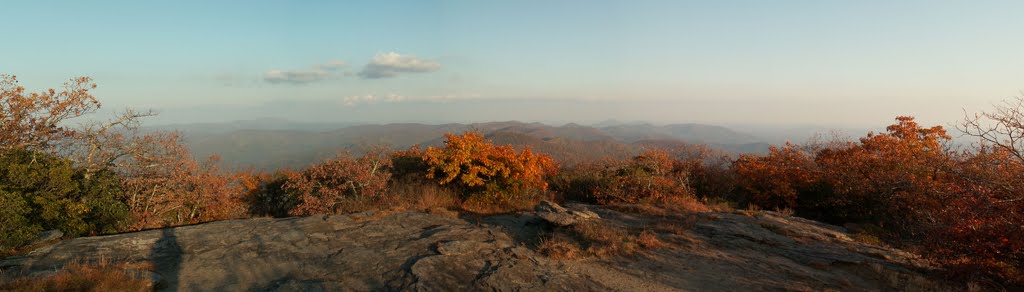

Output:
xmin=151 ymin=228 xmax=182 ymax=291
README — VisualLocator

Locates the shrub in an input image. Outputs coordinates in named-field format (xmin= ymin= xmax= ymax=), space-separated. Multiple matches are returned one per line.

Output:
xmin=119 ymin=132 xmax=244 ymax=230
xmin=390 ymin=145 xmax=429 ymax=180
xmin=731 ymin=116 xmax=1024 ymax=287
xmin=733 ymin=143 xmax=818 ymax=210
xmin=925 ymin=146 xmax=1024 ymax=286
xmin=285 ymin=149 xmax=393 ymax=215
xmin=0 ymin=149 xmax=129 ymax=250
xmin=0 ymin=189 xmax=38 ymax=251
xmin=553 ymin=149 xmax=704 ymax=205
xmin=0 ymin=260 xmax=154 ymax=291
xmin=240 ymin=170 xmax=301 ymax=218
xmin=810 ymin=117 xmax=952 ymax=234
xmin=423 ymin=132 xmax=556 ymax=202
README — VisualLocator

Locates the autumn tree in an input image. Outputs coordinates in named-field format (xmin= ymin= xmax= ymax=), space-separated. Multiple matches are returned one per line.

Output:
xmin=0 ymin=74 xmax=249 ymax=235
xmin=960 ymin=96 xmax=1024 ymax=163
xmin=809 ymin=116 xmax=953 ymax=233
xmin=945 ymin=100 xmax=1024 ymax=285
xmin=422 ymin=132 xmax=556 ymax=202
xmin=733 ymin=143 xmax=819 ymax=210
xmin=117 ymin=132 xmax=244 ymax=229
xmin=0 ymin=75 xmax=100 ymax=152
xmin=60 ymin=109 xmax=157 ymax=177
xmin=928 ymin=146 xmax=1024 ymax=285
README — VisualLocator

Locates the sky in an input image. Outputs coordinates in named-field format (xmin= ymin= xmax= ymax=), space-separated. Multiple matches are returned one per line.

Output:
xmin=4 ymin=0 xmax=1024 ymax=128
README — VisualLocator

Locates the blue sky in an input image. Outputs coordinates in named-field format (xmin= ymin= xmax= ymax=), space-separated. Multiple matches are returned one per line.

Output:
xmin=5 ymin=1 xmax=1024 ymax=127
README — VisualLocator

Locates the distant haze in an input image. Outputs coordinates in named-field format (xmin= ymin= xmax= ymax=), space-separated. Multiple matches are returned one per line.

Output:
xmin=7 ymin=1 xmax=1022 ymax=127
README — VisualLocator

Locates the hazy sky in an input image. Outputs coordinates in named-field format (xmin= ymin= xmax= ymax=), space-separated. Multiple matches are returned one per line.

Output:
xmin=5 ymin=1 xmax=1023 ymax=127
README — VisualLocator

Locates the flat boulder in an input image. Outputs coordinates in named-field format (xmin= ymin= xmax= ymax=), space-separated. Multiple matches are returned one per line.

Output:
xmin=1 ymin=205 xmax=952 ymax=291
xmin=535 ymin=200 xmax=600 ymax=226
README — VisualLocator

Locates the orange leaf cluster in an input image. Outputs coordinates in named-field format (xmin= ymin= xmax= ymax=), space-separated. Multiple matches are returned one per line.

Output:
xmin=423 ymin=132 xmax=556 ymax=200
xmin=0 ymin=75 xmax=99 ymax=151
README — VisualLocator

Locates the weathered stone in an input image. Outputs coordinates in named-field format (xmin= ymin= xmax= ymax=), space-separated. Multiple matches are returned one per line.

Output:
xmin=31 ymin=230 xmax=63 ymax=245
xmin=0 ymin=205 xmax=951 ymax=291
xmin=535 ymin=200 xmax=600 ymax=226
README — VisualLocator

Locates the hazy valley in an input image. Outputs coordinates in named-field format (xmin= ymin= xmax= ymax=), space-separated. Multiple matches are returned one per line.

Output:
xmin=162 ymin=119 xmax=773 ymax=170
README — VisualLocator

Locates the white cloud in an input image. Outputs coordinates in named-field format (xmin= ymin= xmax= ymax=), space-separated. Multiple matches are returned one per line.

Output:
xmin=340 ymin=94 xmax=464 ymax=106
xmin=358 ymin=52 xmax=441 ymax=79
xmin=263 ymin=69 xmax=330 ymax=84
xmin=263 ymin=60 xmax=348 ymax=84
xmin=341 ymin=94 xmax=404 ymax=106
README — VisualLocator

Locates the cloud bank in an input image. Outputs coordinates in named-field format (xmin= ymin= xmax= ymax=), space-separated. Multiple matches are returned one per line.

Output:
xmin=358 ymin=52 xmax=441 ymax=79
xmin=263 ymin=60 xmax=347 ymax=84
xmin=262 ymin=52 xmax=442 ymax=84
xmin=340 ymin=93 xmax=463 ymax=106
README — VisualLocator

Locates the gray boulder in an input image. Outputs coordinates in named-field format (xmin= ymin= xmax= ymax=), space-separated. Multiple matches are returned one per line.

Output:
xmin=535 ymin=200 xmax=600 ymax=226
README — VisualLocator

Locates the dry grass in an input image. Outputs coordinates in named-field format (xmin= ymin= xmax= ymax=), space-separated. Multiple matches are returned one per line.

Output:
xmin=610 ymin=195 xmax=711 ymax=216
xmin=636 ymin=230 xmax=664 ymax=248
xmin=458 ymin=195 xmax=543 ymax=215
xmin=384 ymin=182 xmax=459 ymax=211
xmin=336 ymin=182 xmax=462 ymax=220
xmin=0 ymin=259 xmax=154 ymax=292
xmin=775 ymin=208 xmax=795 ymax=217
xmin=539 ymin=220 xmax=672 ymax=260
xmin=702 ymin=197 xmax=737 ymax=212
xmin=651 ymin=216 xmax=698 ymax=235
xmin=537 ymin=235 xmax=582 ymax=260
xmin=664 ymin=195 xmax=712 ymax=213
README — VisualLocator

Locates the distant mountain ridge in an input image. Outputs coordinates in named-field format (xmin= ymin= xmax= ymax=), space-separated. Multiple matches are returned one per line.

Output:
xmin=158 ymin=120 xmax=771 ymax=170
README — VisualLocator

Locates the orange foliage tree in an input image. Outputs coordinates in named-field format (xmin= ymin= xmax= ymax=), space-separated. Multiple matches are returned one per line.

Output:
xmin=734 ymin=117 xmax=953 ymax=229
xmin=733 ymin=143 xmax=819 ymax=210
xmin=931 ymin=146 xmax=1024 ymax=285
xmin=732 ymin=116 xmax=1024 ymax=286
xmin=0 ymin=75 xmax=99 ymax=151
xmin=118 ymin=132 xmax=244 ymax=229
xmin=422 ymin=132 xmax=556 ymax=202
xmin=811 ymin=117 xmax=952 ymax=233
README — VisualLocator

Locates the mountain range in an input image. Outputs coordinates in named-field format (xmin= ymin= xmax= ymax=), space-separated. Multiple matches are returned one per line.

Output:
xmin=156 ymin=119 xmax=772 ymax=170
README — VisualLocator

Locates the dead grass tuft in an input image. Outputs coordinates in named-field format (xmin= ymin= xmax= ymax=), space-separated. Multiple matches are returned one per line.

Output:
xmin=538 ymin=235 xmax=582 ymax=260
xmin=651 ymin=216 xmax=698 ymax=235
xmin=0 ymin=259 xmax=153 ymax=292
xmin=458 ymin=195 xmax=541 ymax=216
xmin=611 ymin=195 xmax=711 ymax=216
xmin=538 ymin=220 xmax=671 ymax=260
xmin=636 ymin=229 xmax=664 ymax=248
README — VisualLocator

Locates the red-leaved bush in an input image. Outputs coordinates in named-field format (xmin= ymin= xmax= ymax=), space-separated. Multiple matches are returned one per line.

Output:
xmin=733 ymin=116 xmax=1024 ymax=287
xmin=285 ymin=149 xmax=393 ymax=216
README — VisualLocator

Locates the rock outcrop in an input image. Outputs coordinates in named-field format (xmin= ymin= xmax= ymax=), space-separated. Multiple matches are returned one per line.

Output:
xmin=535 ymin=200 xmax=600 ymax=226
xmin=0 ymin=204 xmax=951 ymax=291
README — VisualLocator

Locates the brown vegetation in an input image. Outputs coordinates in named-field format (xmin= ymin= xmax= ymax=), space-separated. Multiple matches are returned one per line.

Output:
xmin=732 ymin=116 xmax=1024 ymax=287
xmin=0 ymin=260 xmax=153 ymax=292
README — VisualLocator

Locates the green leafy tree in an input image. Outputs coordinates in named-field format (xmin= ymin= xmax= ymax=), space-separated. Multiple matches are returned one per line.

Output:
xmin=0 ymin=149 xmax=129 ymax=250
